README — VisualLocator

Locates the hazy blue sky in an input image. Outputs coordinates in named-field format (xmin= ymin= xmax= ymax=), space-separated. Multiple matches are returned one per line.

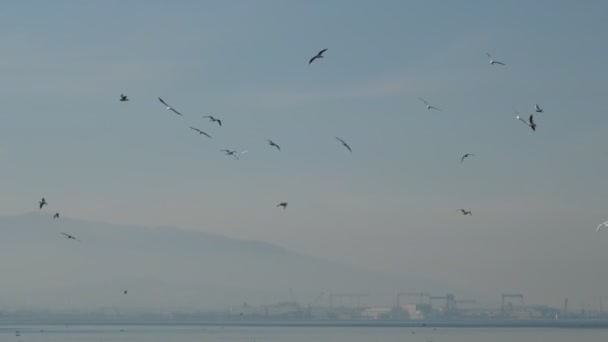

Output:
xmin=1 ymin=1 xmax=608 ymax=307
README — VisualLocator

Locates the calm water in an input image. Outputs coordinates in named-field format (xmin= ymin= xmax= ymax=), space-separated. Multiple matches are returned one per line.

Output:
xmin=2 ymin=325 xmax=608 ymax=342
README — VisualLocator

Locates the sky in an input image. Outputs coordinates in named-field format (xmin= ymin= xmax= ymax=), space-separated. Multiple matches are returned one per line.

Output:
xmin=1 ymin=0 xmax=608 ymax=309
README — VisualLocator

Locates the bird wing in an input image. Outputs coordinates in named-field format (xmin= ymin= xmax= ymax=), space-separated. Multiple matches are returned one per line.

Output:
xmin=189 ymin=127 xmax=201 ymax=133
xmin=344 ymin=143 xmax=352 ymax=152
xmin=201 ymin=132 xmax=212 ymax=138
xmin=170 ymin=108 xmax=182 ymax=116
xmin=516 ymin=116 xmax=529 ymax=126
xmin=319 ymin=48 xmax=328 ymax=55
xmin=158 ymin=97 xmax=169 ymax=107
xmin=308 ymin=56 xmax=317 ymax=64
xmin=418 ymin=97 xmax=429 ymax=106
xmin=461 ymin=155 xmax=466 ymax=163
xmin=494 ymin=61 xmax=506 ymax=65
xmin=429 ymin=106 xmax=441 ymax=111
xmin=217 ymin=119 xmax=222 ymax=126
xmin=529 ymin=114 xmax=535 ymax=125
xmin=203 ymin=115 xmax=211 ymax=119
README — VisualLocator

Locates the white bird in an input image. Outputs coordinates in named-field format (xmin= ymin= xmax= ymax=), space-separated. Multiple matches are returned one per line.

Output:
xmin=535 ymin=104 xmax=543 ymax=113
xmin=158 ymin=97 xmax=183 ymax=116
xmin=597 ymin=220 xmax=608 ymax=232
xmin=486 ymin=52 xmax=506 ymax=66
xmin=418 ymin=97 xmax=441 ymax=111
xmin=309 ymin=48 xmax=327 ymax=64
xmin=514 ymin=108 xmax=536 ymax=131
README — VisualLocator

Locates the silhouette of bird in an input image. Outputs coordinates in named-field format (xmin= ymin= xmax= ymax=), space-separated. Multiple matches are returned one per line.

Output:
xmin=486 ymin=52 xmax=506 ymax=65
xmin=119 ymin=94 xmax=129 ymax=102
xmin=459 ymin=209 xmax=472 ymax=216
xmin=535 ymin=104 xmax=543 ymax=113
xmin=189 ymin=127 xmax=212 ymax=138
xmin=516 ymin=113 xmax=536 ymax=131
xmin=53 ymin=213 xmax=60 ymax=219
xmin=39 ymin=198 xmax=47 ymax=209
xmin=61 ymin=232 xmax=80 ymax=242
xmin=158 ymin=97 xmax=182 ymax=116
xmin=461 ymin=153 xmax=475 ymax=164
xmin=336 ymin=137 xmax=352 ymax=152
xmin=124 ymin=290 xmax=128 ymax=295
xmin=203 ymin=115 xmax=222 ymax=126
xmin=418 ymin=97 xmax=441 ymax=111
xmin=221 ymin=149 xmax=237 ymax=156
xmin=309 ymin=48 xmax=328 ymax=64
xmin=277 ymin=202 xmax=288 ymax=209
xmin=267 ymin=139 xmax=281 ymax=151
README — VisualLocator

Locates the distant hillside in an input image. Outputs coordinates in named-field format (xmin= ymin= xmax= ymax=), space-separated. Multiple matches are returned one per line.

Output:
xmin=0 ymin=213 xmax=443 ymax=311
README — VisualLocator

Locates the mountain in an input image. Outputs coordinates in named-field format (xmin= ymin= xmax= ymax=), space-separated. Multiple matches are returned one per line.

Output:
xmin=0 ymin=213 xmax=442 ymax=312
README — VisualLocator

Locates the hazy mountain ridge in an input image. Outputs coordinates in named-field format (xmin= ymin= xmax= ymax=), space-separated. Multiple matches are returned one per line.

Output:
xmin=0 ymin=213 xmax=443 ymax=311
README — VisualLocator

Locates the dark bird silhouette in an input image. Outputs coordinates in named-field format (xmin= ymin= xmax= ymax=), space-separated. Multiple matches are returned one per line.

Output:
xmin=515 ymin=108 xmax=537 ymax=131
xmin=459 ymin=209 xmax=472 ymax=216
xmin=53 ymin=213 xmax=60 ymax=219
xmin=461 ymin=153 xmax=475 ymax=164
xmin=119 ymin=94 xmax=129 ymax=102
xmin=39 ymin=198 xmax=47 ymax=210
xmin=535 ymin=104 xmax=543 ymax=113
xmin=267 ymin=139 xmax=281 ymax=151
xmin=309 ymin=48 xmax=327 ymax=64
xmin=124 ymin=290 xmax=128 ymax=295
xmin=203 ymin=115 xmax=222 ymax=126
xmin=189 ymin=127 xmax=212 ymax=138
xmin=336 ymin=137 xmax=352 ymax=152
xmin=61 ymin=232 xmax=80 ymax=242
xmin=221 ymin=149 xmax=237 ymax=156
xmin=277 ymin=202 xmax=288 ymax=209
xmin=158 ymin=97 xmax=182 ymax=116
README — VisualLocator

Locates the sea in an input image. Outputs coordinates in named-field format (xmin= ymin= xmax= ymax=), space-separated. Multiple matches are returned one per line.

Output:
xmin=2 ymin=325 xmax=607 ymax=342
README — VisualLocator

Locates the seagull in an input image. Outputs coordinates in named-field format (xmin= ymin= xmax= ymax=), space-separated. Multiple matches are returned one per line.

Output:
xmin=235 ymin=150 xmax=248 ymax=160
xmin=535 ymin=104 xmax=543 ymax=113
xmin=61 ymin=232 xmax=80 ymax=242
xmin=267 ymin=139 xmax=281 ymax=151
xmin=158 ymin=97 xmax=182 ymax=116
xmin=119 ymin=94 xmax=129 ymax=102
xmin=418 ymin=97 xmax=441 ymax=111
xmin=39 ymin=198 xmax=47 ymax=210
xmin=53 ymin=213 xmax=60 ymax=219
xmin=459 ymin=209 xmax=472 ymax=216
xmin=336 ymin=137 xmax=352 ymax=152
xmin=189 ymin=127 xmax=212 ymax=138
xmin=516 ymin=112 xmax=536 ymax=131
xmin=277 ymin=202 xmax=288 ymax=209
xmin=309 ymin=48 xmax=327 ymax=64
xmin=596 ymin=220 xmax=608 ymax=232
xmin=203 ymin=115 xmax=222 ymax=126
xmin=486 ymin=52 xmax=506 ymax=66
xmin=461 ymin=153 xmax=475 ymax=164
xmin=221 ymin=149 xmax=238 ymax=156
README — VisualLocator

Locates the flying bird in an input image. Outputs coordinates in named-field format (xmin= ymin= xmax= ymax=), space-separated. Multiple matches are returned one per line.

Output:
xmin=336 ymin=137 xmax=352 ymax=152
xmin=53 ymin=213 xmax=60 ymax=219
xmin=516 ymin=112 xmax=536 ymax=131
xmin=158 ymin=97 xmax=182 ymax=116
xmin=124 ymin=290 xmax=128 ymax=295
xmin=203 ymin=115 xmax=222 ymax=126
xmin=459 ymin=209 xmax=472 ymax=216
xmin=39 ymin=198 xmax=47 ymax=210
xmin=189 ymin=127 xmax=212 ymax=138
xmin=277 ymin=202 xmax=288 ymax=209
xmin=418 ymin=97 xmax=441 ymax=111
xmin=119 ymin=94 xmax=129 ymax=102
xmin=61 ymin=232 xmax=80 ymax=242
xmin=267 ymin=139 xmax=281 ymax=151
xmin=535 ymin=104 xmax=543 ymax=113
xmin=309 ymin=48 xmax=327 ymax=64
xmin=596 ymin=220 xmax=608 ymax=232
xmin=461 ymin=153 xmax=475 ymax=164
xmin=486 ymin=52 xmax=506 ymax=66
xmin=221 ymin=149 xmax=238 ymax=156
